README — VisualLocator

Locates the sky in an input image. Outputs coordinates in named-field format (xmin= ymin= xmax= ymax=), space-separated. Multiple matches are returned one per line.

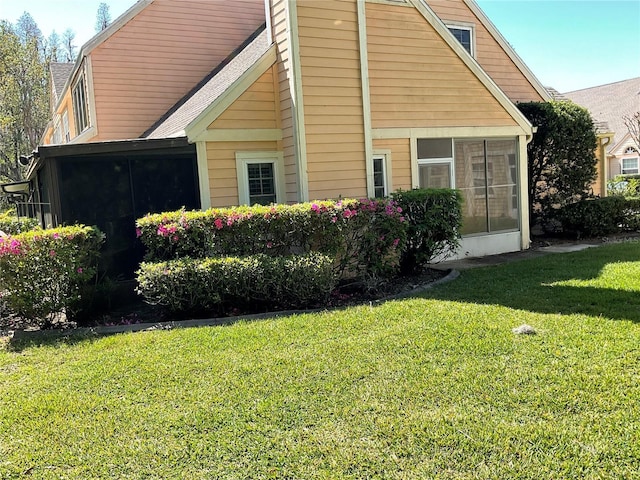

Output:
xmin=0 ymin=0 xmax=639 ymax=93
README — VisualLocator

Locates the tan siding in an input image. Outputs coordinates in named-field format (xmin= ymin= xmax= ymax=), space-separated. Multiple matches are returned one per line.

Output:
xmin=374 ymin=138 xmax=412 ymax=190
xmin=427 ymin=0 xmax=545 ymax=103
xmin=366 ymin=3 xmax=518 ymax=129
xmin=271 ymin=0 xmax=298 ymax=202
xmin=205 ymin=141 xmax=279 ymax=207
xmin=90 ymin=0 xmax=265 ymax=141
xmin=298 ymin=0 xmax=367 ymax=200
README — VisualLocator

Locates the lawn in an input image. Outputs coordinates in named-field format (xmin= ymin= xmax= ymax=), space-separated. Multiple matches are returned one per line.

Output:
xmin=1 ymin=242 xmax=639 ymax=479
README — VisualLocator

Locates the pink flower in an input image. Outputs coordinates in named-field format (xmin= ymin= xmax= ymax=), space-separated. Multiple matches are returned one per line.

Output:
xmin=399 ymin=216 xmax=405 ymax=222
xmin=52 ymin=233 xmax=60 ymax=239
xmin=331 ymin=216 xmax=337 ymax=223
xmin=49 ymin=250 xmax=56 ymax=257
xmin=214 ymin=218 xmax=224 ymax=230
xmin=77 ymin=267 xmax=83 ymax=274
xmin=135 ymin=227 xmax=142 ymax=238
xmin=266 ymin=241 xmax=273 ymax=248
xmin=396 ymin=207 xmax=403 ymax=213
xmin=171 ymin=235 xmax=179 ymax=242
xmin=311 ymin=203 xmax=320 ymax=212
xmin=393 ymin=238 xmax=400 ymax=247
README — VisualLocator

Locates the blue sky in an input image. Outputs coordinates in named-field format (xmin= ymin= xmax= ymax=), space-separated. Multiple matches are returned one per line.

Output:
xmin=1 ymin=0 xmax=639 ymax=93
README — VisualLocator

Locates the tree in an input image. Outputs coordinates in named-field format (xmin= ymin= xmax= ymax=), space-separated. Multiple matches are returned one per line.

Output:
xmin=61 ymin=28 xmax=76 ymax=62
xmin=46 ymin=30 xmax=63 ymax=63
xmin=0 ymin=20 xmax=49 ymax=184
xmin=518 ymin=100 xmax=598 ymax=230
xmin=623 ymin=112 xmax=640 ymax=150
xmin=95 ymin=3 xmax=112 ymax=33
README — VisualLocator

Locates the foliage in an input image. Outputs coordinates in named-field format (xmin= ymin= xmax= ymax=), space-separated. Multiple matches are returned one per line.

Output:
xmin=0 ymin=225 xmax=103 ymax=325
xmin=556 ymin=196 xmax=628 ymax=238
xmin=0 ymin=19 xmax=49 ymax=183
xmin=136 ymin=199 xmax=407 ymax=283
xmin=0 ymin=208 xmax=39 ymax=234
xmin=95 ymin=3 xmax=112 ymax=33
xmin=136 ymin=252 xmax=336 ymax=315
xmin=518 ymin=101 xmax=598 ymax=230
xmin=392 ymin=188 xmax=462 ymax=273
xmin=607 ymin=174 xmax=640 ymax=197
xmin=2 ymin=243 xmax=640 ymax=478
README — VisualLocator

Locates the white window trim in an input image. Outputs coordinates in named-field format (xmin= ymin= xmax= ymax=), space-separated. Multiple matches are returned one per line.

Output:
xmin=235 ymin=151 xmax=285 ymax=206
xmin=371 ymin=150 xmax=393 ymax=198
xmin=622 ymin=157 xmax=639 ymax=175
xmin=415 ymin=138 xmax=455 ymax=189
xmin=445 ymin=21 xmax=476 ymax=58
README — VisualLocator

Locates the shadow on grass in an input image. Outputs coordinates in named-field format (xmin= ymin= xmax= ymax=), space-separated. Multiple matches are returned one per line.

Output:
xmin=423 ymin=242 xmax=640 ymax=323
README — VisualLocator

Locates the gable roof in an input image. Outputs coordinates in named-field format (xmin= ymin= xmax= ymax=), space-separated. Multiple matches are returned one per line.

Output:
xmin=564 ymin=77 xmax=640 ymax=152
xmin=143 ymin=26 xmax=272 ymax=139
xmin=545 ymin=86 xmax=612 ymax=136
xmin=50 ymin=62 xmax=74 ymax=102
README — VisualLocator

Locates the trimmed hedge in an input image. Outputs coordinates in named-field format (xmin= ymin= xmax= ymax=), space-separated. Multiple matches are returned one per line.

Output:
xmin=392 ymin=188 xmax=462 ymax=273
xmin=0 ymin=209 xmax=39 ymax=235
xmin=0 ymin=225 xmax=103 ymax=324
xmin=136 ymin=252 xmax=336 ymax=314
xmin=557 ymin=196 xmax=638 ymax=238
xmin=136 ymin=199 xmax=407 ymax=282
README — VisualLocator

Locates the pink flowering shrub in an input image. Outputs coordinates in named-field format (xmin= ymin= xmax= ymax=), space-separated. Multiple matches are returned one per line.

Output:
xmin=136 ymin=252 xmax=335 ymax=314
xmin=135 ymin=198 xmax=407 ymax=282
xmin=0 ymin=225 xmax=103 ymax=325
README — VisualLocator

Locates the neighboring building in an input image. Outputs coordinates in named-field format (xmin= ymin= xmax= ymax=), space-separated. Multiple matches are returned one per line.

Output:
xmin=565 ymin=77 xmax=640 ymax=183
xmin=30 ymin=0 xmax=552 ymax=263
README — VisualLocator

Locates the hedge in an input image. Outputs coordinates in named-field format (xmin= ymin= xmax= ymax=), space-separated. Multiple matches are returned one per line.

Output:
xmin=392 ymin=188 xmax=463 ymax=273
xmin=0 ymin=225 xmax=103 ymax=324
xmin=136 ymin=199 xmax=407 ymax=282
xmin=136 ymin=252 xmax=336 ymax=315
xmin=0 ymin=209 xmax=39 ymax=235
xmin=557 ymin=196 xmax=639 ymax=238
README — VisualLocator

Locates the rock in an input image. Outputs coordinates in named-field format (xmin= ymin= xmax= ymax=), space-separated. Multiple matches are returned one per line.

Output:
xmin=512 ymin=324 xmax=537 ymax=335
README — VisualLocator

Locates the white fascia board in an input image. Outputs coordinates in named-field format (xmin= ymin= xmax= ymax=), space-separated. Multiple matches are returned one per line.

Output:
xmin=463 ymin=0 xmax=552 ymax=102
xmin=184 ymin=45 xmax=277 ymax=142
xmin=409 ymin=0 xmax=534 ymax=135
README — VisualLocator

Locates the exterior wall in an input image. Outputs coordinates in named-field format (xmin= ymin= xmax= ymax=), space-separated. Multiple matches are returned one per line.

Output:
xmin=427 ymin=0 xmax=545 ymax=103
xmin=270 ymin=0 xmax=299 ymax=202
xmin=208 ymin=67 xmax=279 ymax=130
xmin=205 ymin=140 xmax=279 ymax=207
xmin=89 ymin=0 xmax=265 ymax=142
xmin=366 ymin=2 xmax=519 ymax=129
xmin=373 ymin=138 xmax=411 ymax=190
xmin=297 ymin=0 xmax=367 ymax=200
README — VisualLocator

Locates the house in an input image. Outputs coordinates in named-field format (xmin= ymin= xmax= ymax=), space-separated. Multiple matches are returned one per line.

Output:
xmin=28 ymin=0 xmax=551 ymax=273
xmin=565 ymin=78 xmax=640 ymax=186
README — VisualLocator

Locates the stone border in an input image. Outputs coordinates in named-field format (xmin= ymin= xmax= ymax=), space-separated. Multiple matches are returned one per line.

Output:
xmin=9 ymin=269 xmax=460 ymax=342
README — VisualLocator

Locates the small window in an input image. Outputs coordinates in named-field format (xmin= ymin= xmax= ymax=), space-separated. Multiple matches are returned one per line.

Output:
xmin=447 ymin=25 xmax=473 ymax=56
xmin=624 ymin=147 xmax=638 ymax=154
xmin=236 ymin=152 xmax=285 ymax=206
xmin=247 ymin=163 xmax=276 ymax=205
xmin=72 ymin=73 xmax=89 ymax=134
xmin=373 ymin=155 xmax=388 ymax=198
xmin=622 ymin=157 xmax=639 ymax=175
xmin=417 ymin=138 xmax=454 ymax=189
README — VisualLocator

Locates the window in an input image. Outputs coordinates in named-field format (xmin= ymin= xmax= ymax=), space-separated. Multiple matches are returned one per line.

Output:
xmin=372 ymin=154 xmax=389 ymax=198
xmin=236 ymin=152 xmax=285 ymax=206
xmin=52 ymin=119 xmax=62 ymax=144
xmin=72 ymin=73 xmax=89 ymax=134
xmin=454 ymin=139 xmax=518 ymax=235
xmin=417 ymin=138 xmax=454 ymax=189
xmin=622 ymin=157 xmax=639 ymax=175
xmin=62 ymin=111 xmax=70 ymax=143
xmin=447 ymin=25 xmax=474 ymax=56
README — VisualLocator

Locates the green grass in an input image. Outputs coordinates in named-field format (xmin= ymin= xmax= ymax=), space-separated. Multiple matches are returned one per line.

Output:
xmin=1 ymin=242 xmax=640 ymax=479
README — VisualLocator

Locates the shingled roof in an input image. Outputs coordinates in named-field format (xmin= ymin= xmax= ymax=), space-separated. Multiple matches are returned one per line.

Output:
xmin=143 ymin=26 xmax=270 ymax=139
xmin=564 ymin=77 xmax=640 ymax=151
xmin=50 ymin=62 xmax=74 ymax=102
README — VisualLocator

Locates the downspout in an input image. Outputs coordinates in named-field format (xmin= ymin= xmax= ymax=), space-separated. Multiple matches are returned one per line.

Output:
xmin=598 ymin=134 xmax=612 ymax=197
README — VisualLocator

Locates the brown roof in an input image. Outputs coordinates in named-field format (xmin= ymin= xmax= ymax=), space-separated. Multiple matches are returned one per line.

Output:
xmin=50 ymin=62 xmax=74 ymax=101
xmin=143 ymin=26 xmax=269 ymax=139
xmin=564 ymin=77 xmax=640 ymax=151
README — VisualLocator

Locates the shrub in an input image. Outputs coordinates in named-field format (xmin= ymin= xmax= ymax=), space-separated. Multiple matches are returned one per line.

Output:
xmin=0 ymin=225 xmax=103 ymax=325
xmin=136 ymin=252 xmax=336 ymax=315
xmin=518 ymin=101 xmax=598 ymax=230
xmin=557 ymin=196 xmax=628 ymax=238
xmin=607 ymin=175 xmax=640 ymax=197
xmin=136 ymin=199 xmax=407 ymax=283
xmin=0 ymin=209 xmax=39 ymax=235
xmin=392 ymin=188 xmax=462 ymax=274
xmin=622 ymin=197 xmax=640 ymax=231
